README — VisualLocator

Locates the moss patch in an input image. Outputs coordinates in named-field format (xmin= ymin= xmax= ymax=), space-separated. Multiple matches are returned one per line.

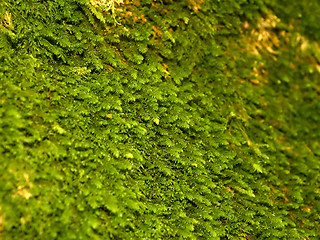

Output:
xmin=0 ymin=0 xmax=319 ymax=239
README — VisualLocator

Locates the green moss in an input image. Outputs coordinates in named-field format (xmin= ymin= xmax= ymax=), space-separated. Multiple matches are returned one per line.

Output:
xmin=0 ymin=0 xmax=319 ymax=239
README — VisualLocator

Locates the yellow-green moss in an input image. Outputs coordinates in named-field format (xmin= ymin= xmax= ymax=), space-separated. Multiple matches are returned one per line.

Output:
xmin=0 ymin=0 xmax=319 ymax=239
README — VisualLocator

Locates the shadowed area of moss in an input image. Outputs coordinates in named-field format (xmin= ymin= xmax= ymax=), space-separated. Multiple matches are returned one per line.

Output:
xmin=0 ymin=0 xmax=319 ymax=239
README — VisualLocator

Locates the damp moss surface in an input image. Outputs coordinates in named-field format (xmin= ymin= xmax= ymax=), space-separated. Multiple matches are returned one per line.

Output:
xmin=0 ymin=0 xmax=320 ymax=239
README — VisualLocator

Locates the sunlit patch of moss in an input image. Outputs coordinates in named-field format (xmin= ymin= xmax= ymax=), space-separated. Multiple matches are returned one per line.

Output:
xmin=89 ymin=0 xmax=123 ymax=24
xmin=11 ymin=173 xmax=33 ymax=200
xmin=0 ymin=207 xmax=4 ymax=235
xmin=12 ymin=187 xmax=32 ymax=200
xmin=1 ymin=11 xmax=13 ymax=29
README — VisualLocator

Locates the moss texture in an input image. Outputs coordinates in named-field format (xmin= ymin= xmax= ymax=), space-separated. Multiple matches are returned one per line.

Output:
xmin=0 ymin=0 xmax=320 ymax=239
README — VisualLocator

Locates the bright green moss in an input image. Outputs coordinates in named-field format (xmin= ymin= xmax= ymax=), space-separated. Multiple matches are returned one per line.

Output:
xmin=0 ymin=0 xmax=319 ymax=239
